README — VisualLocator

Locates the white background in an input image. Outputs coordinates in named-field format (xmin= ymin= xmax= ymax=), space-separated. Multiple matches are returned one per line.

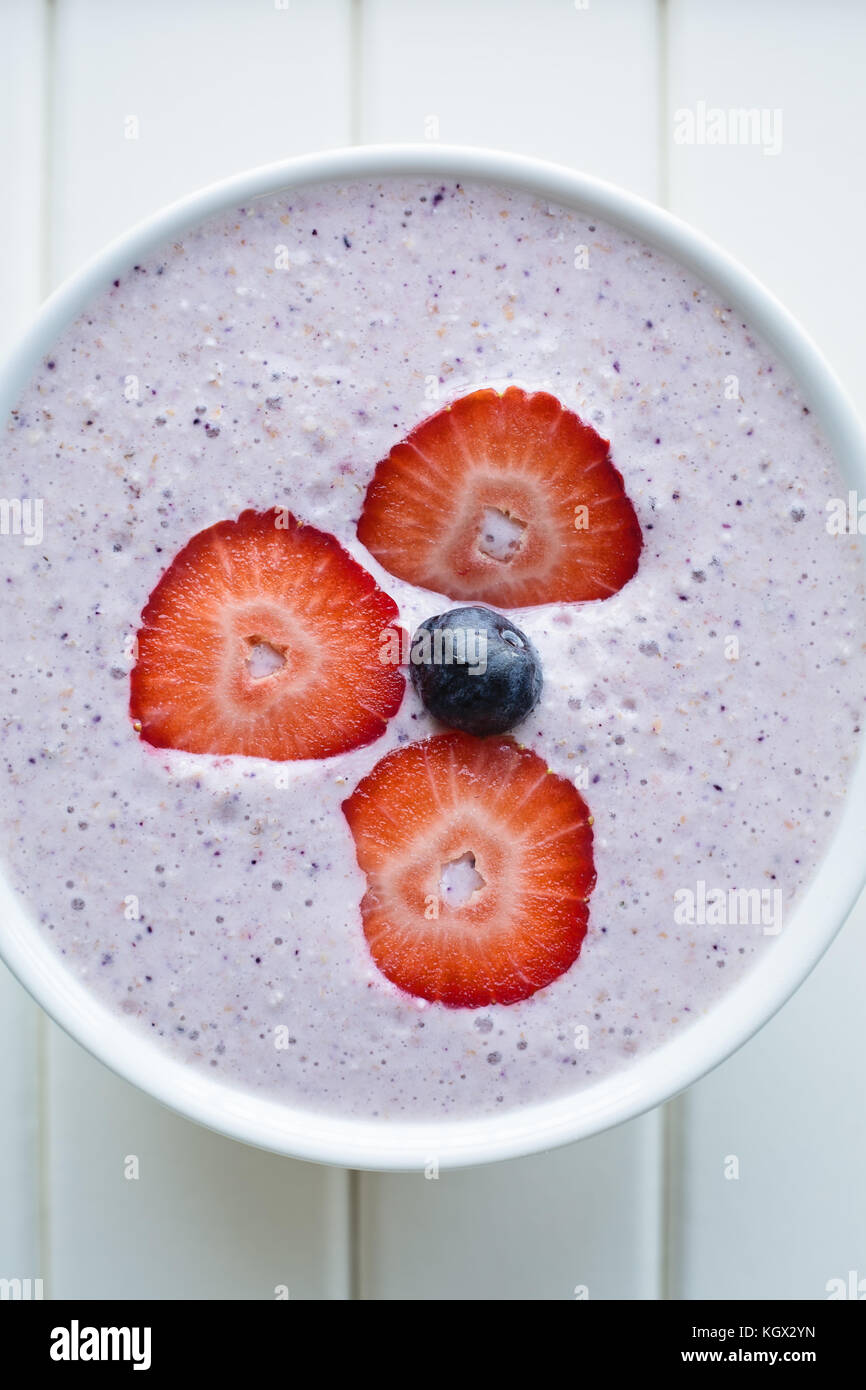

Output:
xmin=1 ymin=0 xmax=864 ymax=1300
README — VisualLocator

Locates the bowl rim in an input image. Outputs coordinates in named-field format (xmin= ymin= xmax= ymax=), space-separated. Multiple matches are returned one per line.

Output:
xmin=2 ymin=142 xmax=865 ymax=1171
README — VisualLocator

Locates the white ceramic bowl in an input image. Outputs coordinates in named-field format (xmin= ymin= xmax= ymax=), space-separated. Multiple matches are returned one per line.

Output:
xmin=2 ymin=145 xmax=865 ymax=1171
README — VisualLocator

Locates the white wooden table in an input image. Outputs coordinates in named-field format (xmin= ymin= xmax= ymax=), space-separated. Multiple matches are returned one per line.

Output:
xmin=1 ymin=0 xmax=864 ymax=1300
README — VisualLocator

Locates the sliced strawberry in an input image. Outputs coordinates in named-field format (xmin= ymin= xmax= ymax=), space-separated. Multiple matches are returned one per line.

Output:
xmin=130 ymin=508 xmax=405 ymax=761
xmin=357 ymin=386 xmax=642 ymax=608
xmin=342 ymin=731 xmax=595 ymax=1007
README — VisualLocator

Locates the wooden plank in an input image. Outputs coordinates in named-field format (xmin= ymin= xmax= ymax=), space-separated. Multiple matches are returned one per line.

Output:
xmin=0 ymin=0 xmax=47 ymax=1296
xmin=666 ymin=0 xmax=866 ymax=1298
xmin=50 ymin=0 xmax=354 ymax=283
xmin=361 ymin=0 xmax=660 ymax=198
xmin=360 ymin=1117 xmax=662 ymax=1301
xmin=357 ymin=0 xmax=664 ymax=1301
xmin=47 ymin=1027 xmax=350 ymax=1299
xmin=41 ymin=0 xmax=355 ymax=1300
xmin=0 ymin=968 xmax=42 ymax=1293
xmin=668 ymin=905 xmax=866 ymax=1299
xmin=0 ymin=0 xmax=46 ymax=351
xmin=668 ymin=0 xmax=866 ymax=399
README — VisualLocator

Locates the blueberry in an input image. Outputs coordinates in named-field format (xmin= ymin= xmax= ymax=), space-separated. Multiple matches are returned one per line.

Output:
xmin=410 ymin=606 xmax=542 ymax=736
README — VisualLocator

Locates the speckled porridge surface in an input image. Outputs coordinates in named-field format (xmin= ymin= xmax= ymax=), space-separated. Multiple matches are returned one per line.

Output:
xmin=1 ymin=178 xmax=864 ymax=1120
